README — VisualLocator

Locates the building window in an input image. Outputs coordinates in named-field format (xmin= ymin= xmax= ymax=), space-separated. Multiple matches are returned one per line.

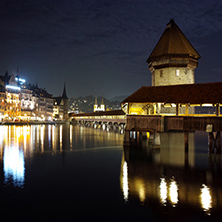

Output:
xmin=176 ymin=70 xmax=180 ymax=76
xmin=160 ymin=70 xmax=163 ymax=77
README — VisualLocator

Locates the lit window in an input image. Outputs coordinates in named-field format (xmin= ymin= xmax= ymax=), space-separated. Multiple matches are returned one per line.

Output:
xmin=160 ymin=70 xmax=163 ymax=77
xmin=176 ymin=70 xmax=180 ymax=76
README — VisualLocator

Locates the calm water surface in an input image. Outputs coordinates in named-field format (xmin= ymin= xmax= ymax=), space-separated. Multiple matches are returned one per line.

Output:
xmin=0 ymin=124 xmax=222 ymax=221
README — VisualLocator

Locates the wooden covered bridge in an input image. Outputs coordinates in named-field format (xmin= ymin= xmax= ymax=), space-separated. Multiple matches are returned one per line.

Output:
xmin=70 ymin=109 xmax=126 ymax=130
xmin=121 ymin=82 xmax=222 ymax=153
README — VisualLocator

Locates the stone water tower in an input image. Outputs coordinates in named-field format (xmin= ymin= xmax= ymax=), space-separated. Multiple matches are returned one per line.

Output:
xmin=147 ymin=19 xmax=200 ymax=86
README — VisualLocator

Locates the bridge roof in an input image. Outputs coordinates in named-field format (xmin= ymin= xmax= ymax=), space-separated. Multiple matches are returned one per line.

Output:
xmin=71 ymin=109 xmax=125 ymax=117
xmin=121 ymin=82 xmax=222 ymax=104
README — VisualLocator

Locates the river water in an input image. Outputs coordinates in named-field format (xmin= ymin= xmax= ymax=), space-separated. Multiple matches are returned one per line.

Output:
xmin=0 ymin=124 xmax=222 ymax=221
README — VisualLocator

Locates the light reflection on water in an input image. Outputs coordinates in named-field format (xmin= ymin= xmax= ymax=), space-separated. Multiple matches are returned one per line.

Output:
xmin=122 ymin=161 xmax=129 ymax=202
xmin=169 ymin=178 xmax=179 ymax=207
xmin=0 ymin=124 xmax=124 ymax=189
xmin=3 ymin=146 xmax=25 ymax=187
xmin=201 ymin=184 xmax=212 ymax=215
xmin=0 ymin=125 xmax=221 ymax=220
xmin=160 ymin=177 xmax=167 ymax=205
xmin=121 ymin=131 xmax=222 ymax=220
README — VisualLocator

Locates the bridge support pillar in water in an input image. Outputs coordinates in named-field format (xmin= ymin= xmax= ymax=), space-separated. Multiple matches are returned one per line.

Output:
xmin=124 ymin=130 xmax=160 ymax=148
xmin=124 ymin=130 xmax=130 ymax=146
xmin=208 ymin=131 xmax=221 ymax=154
xmin=184 ymin=131 xmax=189 ymax=153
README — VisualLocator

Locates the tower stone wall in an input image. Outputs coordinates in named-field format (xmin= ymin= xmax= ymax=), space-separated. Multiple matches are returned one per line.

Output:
xmin=151 ymin=66 xmax=195 ymax=86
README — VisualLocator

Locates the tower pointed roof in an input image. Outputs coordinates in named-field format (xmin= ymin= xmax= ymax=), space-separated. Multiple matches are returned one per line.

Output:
xmin=147 ymin=19 xmax=200 ymax=63
xmin=62 ymin=82 xmax=68 ymax=99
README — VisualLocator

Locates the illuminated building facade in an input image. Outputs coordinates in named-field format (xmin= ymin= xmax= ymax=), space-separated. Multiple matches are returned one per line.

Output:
xmin=4 ymin=74 xmax=21 ymax=119
xmin=0 ymin=71 xmax=54 ymax=121
xmin=32 ymin=86 xmax=54 ymax=121
xmin=20 ymin=85 xmax=36 ymax=119
xmin=0 ymin=81 xmax=5 ymax=120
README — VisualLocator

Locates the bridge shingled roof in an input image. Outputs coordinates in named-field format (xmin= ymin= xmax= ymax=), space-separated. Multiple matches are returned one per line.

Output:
xmin=121 ymin=82 xmax=222 ymax=104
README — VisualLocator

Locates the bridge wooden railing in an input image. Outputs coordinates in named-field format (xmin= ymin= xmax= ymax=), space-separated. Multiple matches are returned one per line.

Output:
xmin=126 ymin=115 xmax=222 ymax=132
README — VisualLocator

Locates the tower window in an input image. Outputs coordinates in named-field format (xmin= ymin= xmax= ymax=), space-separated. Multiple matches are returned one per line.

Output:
xmin=160 ymin=70 xmax=163 ymax=77
xmin=176 ymin=70 xmax=180 ymax=76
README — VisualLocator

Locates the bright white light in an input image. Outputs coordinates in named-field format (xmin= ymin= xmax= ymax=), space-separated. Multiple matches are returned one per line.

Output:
xmin=3 ymin=146 xmax=25 ymax=187
xmin=160 ymin=178 xmax=167 ymax=205
xmin=169 ymin=178 xmax=179 ymax=206
xmin=30 ymin=102 xmax=34 ymax=110
xmin=202 ymin=104 xmax=213 ymax=107
xmin=19 ymin=78 xmax=26 ymax=83
xmin=6 ymin=85 xmax=21 ymax=90
xmin=15 ymin=77 xmax=26 ymax=83
xmin=122 ymin=161 xmax=129 ymax=202
xmin=200 ymin=184 xmax=212 ymax=215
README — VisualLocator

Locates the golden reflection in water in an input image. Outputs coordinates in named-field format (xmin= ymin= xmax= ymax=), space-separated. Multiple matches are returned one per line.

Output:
xmin=60 ymin=125 xmax=62 ymax=150
xmin=40 ymin=125 xmax=44 ymax=152
xmin=160 ymin=177 xmax=167 ymax=205
xmin=0 ymin=126 xmax=3 ymax=155
xmin=122 ymin=161 xmax=129 ymax=202
xmin=200 ymin=184 xmax=212 ymax=215
xmin=134 ymin=178 xmax=146 ymax=203
xmin=23 ymin=126 xmax=31 ymax=151
xmin=169 ymin=178 xmax=179 ymax=207
xmin=138 ymin=181 xmax=146 ymax=203
xmin=70 ymin=124 xmax=73 ymax=149
xmin=52 ymin=125 xmax=55 ymax=150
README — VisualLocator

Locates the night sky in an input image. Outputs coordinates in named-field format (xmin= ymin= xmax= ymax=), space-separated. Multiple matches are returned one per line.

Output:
xmin=0 ymin=0 xmax=222 ymax=99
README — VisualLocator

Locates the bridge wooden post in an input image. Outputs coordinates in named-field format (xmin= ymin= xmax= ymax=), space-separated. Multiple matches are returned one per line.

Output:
xmin=124 ymin=130 xmax=130 ymax=146
xmin=216 ymin=131 xmax=221 ymax=154
xmin=216 ymin=103 xmax=220 ymax=116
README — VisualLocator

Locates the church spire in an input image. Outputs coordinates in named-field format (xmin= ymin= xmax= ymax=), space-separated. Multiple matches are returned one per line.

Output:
xmin=62 ymin=82 xmax=68 ymax=99
xmin=4 ymin=70 xmax=8 ymax=77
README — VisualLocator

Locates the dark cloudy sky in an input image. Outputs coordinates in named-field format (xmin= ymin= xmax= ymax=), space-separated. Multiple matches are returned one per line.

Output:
xmin=0 ymin=0 xmax=222 ymax=99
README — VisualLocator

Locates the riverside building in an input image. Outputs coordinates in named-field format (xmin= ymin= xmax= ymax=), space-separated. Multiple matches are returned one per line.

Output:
xmin=0 ymin=71 xmax=54 ymax=121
